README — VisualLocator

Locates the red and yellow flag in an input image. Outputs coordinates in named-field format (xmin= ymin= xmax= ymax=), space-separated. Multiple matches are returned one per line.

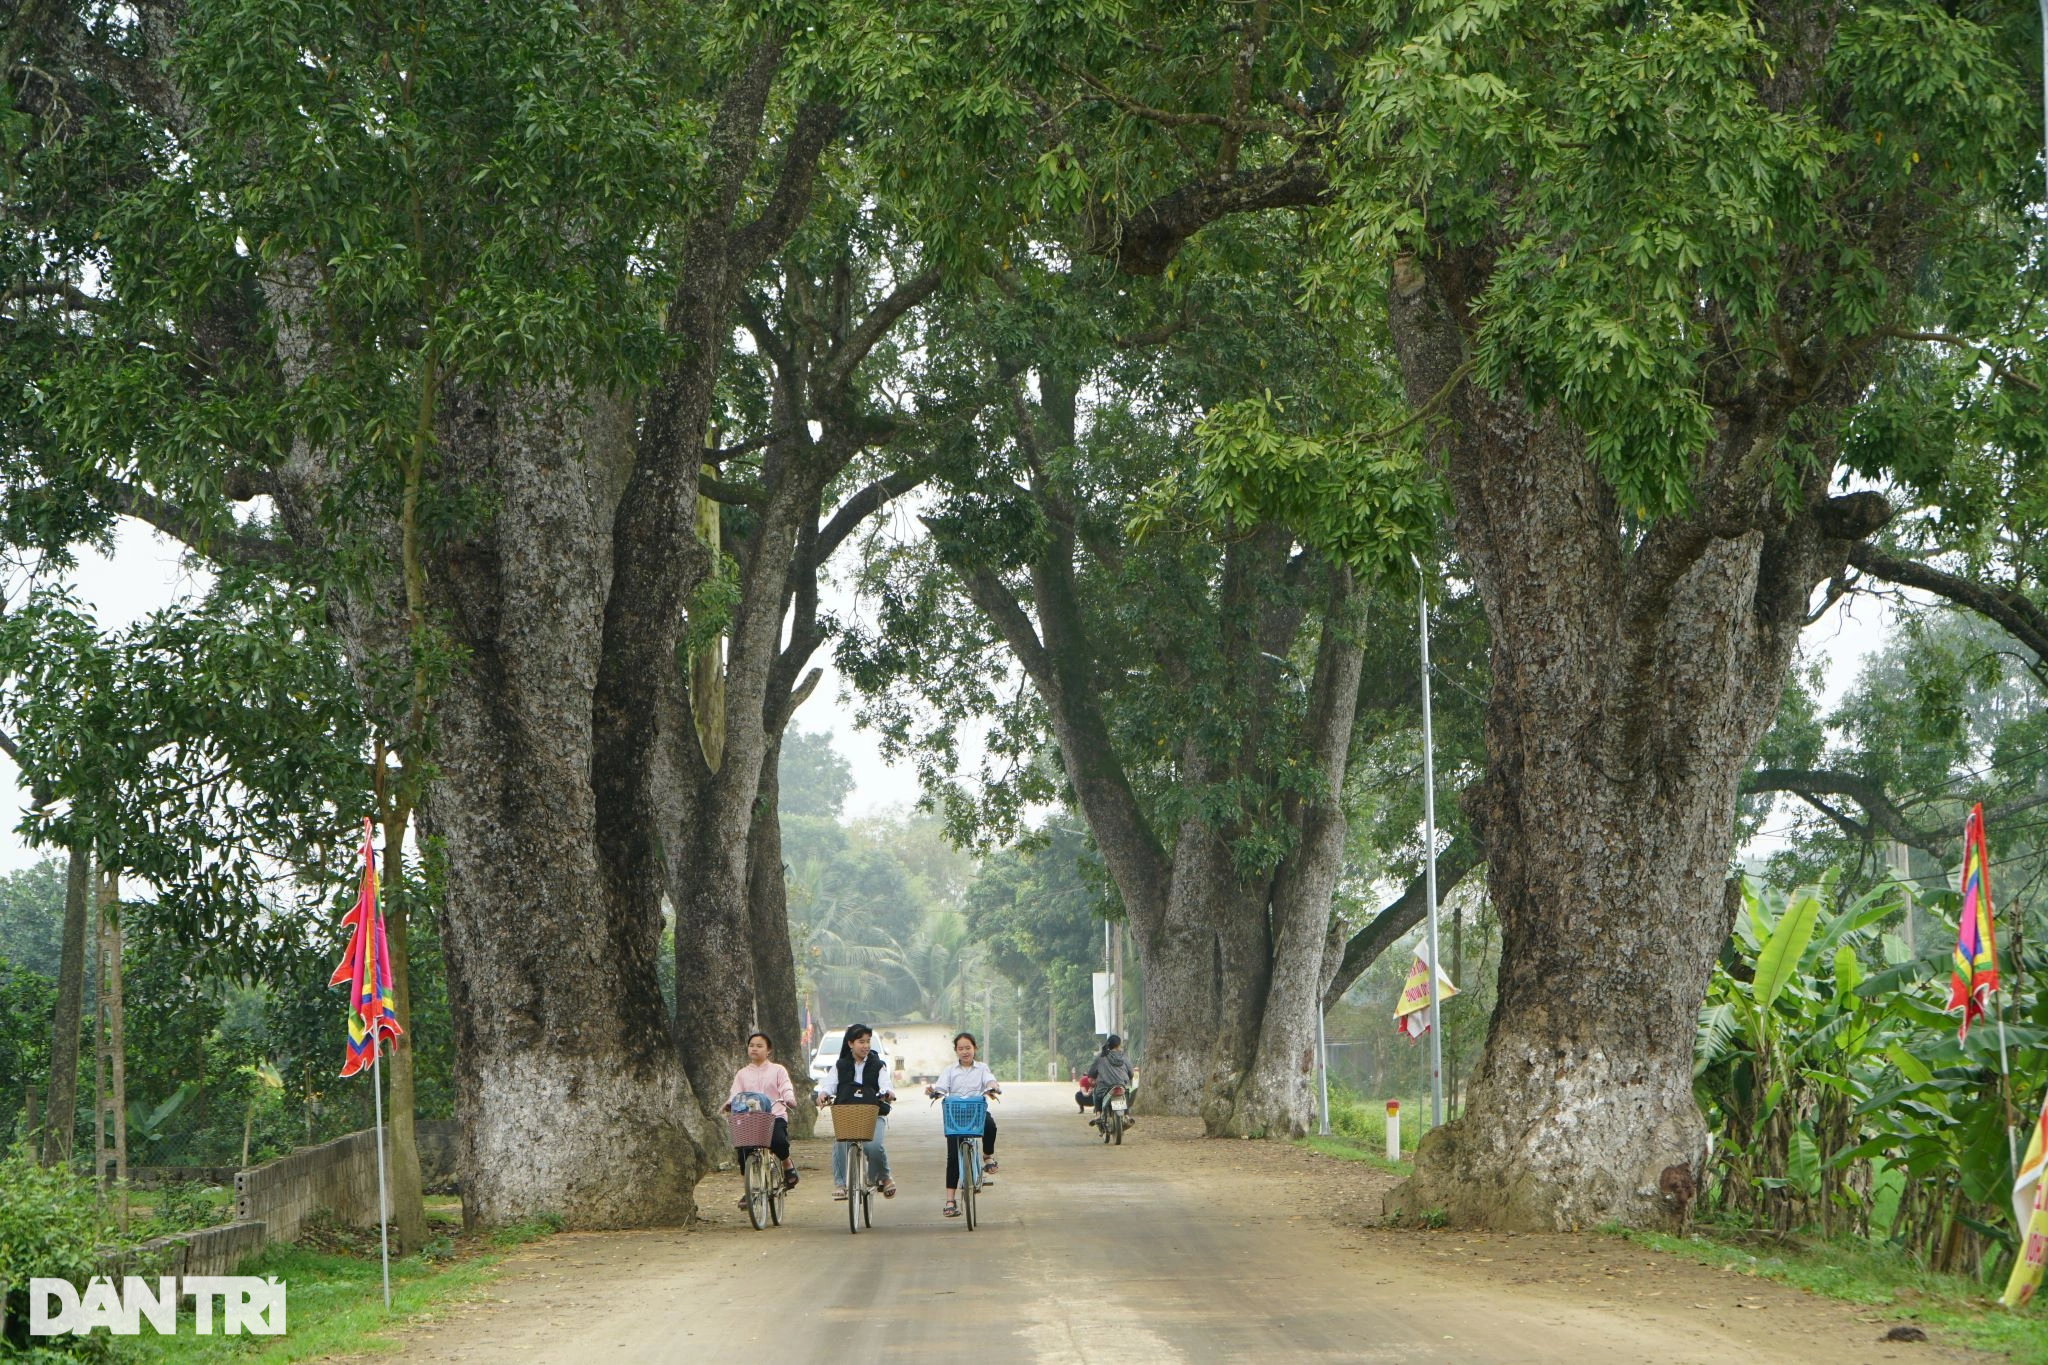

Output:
xmin=1946 ymin=803 xmax=1999 ymax=1043
xmin=330 ymin=817 xmax=401 ymax=1077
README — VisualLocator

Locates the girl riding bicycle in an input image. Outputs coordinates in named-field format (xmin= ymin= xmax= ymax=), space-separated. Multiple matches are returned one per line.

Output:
xmin=925 ymin=1031 xmax=1000 ymax=1219
xmin=821 ymin=1022 xmax=898 ymax=1202
xmin=725 ymin=1031 xmax=798 ymax=1204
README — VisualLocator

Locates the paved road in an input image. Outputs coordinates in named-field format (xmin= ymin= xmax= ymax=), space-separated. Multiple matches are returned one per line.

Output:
xmin=389 ymin=1084 xmax=1973 ymax=1363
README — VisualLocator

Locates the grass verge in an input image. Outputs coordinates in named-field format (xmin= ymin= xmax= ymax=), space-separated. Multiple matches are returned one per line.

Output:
xmin=1295 ymin=1134 xmax=1413 ymax=1176
xmin=1615 ymin=1227 xmax=2048 ymax=1364
xmin=119 ymin=1216 xmax=562 ymax=1363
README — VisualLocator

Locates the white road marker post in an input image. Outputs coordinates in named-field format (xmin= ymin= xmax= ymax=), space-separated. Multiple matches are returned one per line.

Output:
xmin=1386 ymin=1100 xmax=1401 ymax=1163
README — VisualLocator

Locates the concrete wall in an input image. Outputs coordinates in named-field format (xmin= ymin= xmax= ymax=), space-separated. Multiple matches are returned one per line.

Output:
xmin=235 ymin=1129 xmax=391 ymax=1243
xmin=128 ymin=1221 xmax=270 ymax=1279
xmin=235 ymin=1120 xmax=463 ymax=1242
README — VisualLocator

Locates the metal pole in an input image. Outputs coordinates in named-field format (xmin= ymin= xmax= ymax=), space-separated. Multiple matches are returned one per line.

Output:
xmin=1316 ymin=1009 xmax=1331 ymax=1137
xmin=372 ymin=1041 xmax=391 ymax=1308
xmin=1418 ymin=564 xmax=1445 ymax=1129
xmin=1016 ymin=984 xmax=1023 ymax=1084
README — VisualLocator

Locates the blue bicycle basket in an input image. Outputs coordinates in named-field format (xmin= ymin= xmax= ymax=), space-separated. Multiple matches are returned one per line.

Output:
xmin=942 ymin=1096 xmax=987 ymax=1137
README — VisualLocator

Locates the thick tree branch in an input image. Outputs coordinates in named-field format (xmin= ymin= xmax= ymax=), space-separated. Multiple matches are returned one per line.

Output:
xmin=1882 ymin=331 xmax=2041 ymax=393
xmin=816 ymin=469 xmax=926 ymax=562
xmin=819 ymin=266 xmax=943 ymax=395
xmin=0 ymin=279 xmax=105 ymax=314
xmin=1093 ymin=153 xmax=1329 ymax=276
xmin=732 ymin=101 xmax=844 ymax=275
xmin=105 ymin=479 xmax=297 ymax=570
xmin=1323 ymin=837 xmax=1481 ymax=1013
xmin=698 ymin=470 xmax=763 ymax=506
xmin=1743 ymin=768 xmax=1942 ymax=852
xmin=1848 ymin=543 xmax=2048 ymax=661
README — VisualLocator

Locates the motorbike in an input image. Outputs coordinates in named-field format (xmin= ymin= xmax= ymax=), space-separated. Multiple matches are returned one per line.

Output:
xmin=1099 ymin=1084 xmax=1130 ymax=1144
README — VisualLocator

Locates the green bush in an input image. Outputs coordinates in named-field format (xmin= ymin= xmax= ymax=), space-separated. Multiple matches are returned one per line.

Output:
xmin=0 ymin=1145 xmax=120 ymax=1360
xmin=1328 ymin=1086 xmax=1423 ymax=1153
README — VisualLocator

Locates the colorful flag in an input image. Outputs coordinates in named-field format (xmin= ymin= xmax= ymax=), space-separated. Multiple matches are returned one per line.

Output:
xmin=330 ymin=817 xmax=402 ymax=1077
xmin=2002 ymin=1088 xmax=2048 ymax=1308
xmin=1946 ymin=803 xmax=2000 ymax=1043
xmin=1394 ymin=953 xmax=1459 ymax=1040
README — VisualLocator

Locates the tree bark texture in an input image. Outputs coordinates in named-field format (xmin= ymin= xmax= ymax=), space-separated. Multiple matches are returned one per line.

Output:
xmin=747 ymin=733 xmax=817 ymax=1135
xmin=1381 ymin=255 xmax=1891 ymax=1231
xmin=39 ymin=843 xmax=89 ymax=1167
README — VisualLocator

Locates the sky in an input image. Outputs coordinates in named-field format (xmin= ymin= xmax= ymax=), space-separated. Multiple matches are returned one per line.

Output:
xmin=0 ymin=516 xmax=1905 ymax=875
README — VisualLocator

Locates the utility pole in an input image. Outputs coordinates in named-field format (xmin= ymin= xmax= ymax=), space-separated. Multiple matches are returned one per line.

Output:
xmin=91 ymin=868 xmax=127 ymax=1229
xmin=1417 ymin=563 xmax=1445 ymax=1129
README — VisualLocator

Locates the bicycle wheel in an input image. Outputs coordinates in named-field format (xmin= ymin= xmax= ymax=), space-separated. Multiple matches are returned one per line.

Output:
xmin=745 ymin=1150 xmax=768 ymax=1231
xmin=862 ymin=1184 xmax=873 ymax=1228
xmin=769 ymin=1159 xmax=786 ymax=1226
xmin=960 ymin=1140 xmax=977 ymax=1231
xmin=845 ymin=1143 xmax=862 ymax=1235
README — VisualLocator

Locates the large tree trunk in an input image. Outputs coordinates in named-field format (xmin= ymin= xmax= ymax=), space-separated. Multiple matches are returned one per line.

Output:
xmin=1382 ymin=256 xmax=1890 ymax=1230
xmin=407 ymin=386 xmax=705 ymax=1228
xmin=671 ymin=478 xmax=816 ymax=1120
xmin=39 ymin=844 xmax=89 ymax=1167
xmin=747 ymin=734 xmax=817 ymax=1135
xmin=1219 ymin=574 xmax=1367 ymax=1137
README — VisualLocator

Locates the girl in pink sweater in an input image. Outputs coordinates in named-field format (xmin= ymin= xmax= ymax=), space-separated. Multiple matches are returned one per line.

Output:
xmin=727 ymin=1031 xmax=798 ymax=1196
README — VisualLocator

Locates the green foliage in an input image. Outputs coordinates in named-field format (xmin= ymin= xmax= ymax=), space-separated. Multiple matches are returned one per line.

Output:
xmin=1696 ymin=875 xmax=2042 ymax=1281
xmin=0 ymin=1146 xmax=120 ymax=1359
xmin=779 ymin=729 xmax=855 ymax=820
xmin=0 ymin=859 xmax=69 ymax=977
xmin=1325 ymin=0 xmax=2041 ymax=519
xmin=962 ymin=820 xmax=1118 ymax=1073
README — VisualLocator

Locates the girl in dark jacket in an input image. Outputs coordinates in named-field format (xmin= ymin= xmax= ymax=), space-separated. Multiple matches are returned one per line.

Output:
xmin=821 ymin=1023 xmax=898 ymax=1200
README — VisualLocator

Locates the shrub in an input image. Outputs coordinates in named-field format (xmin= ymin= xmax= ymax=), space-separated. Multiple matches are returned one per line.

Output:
xmin=0 ymin=1145 xmax=120 ymax=1359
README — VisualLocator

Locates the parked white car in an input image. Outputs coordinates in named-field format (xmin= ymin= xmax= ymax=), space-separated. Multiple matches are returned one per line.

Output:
xmin=809 ymin=1030 xmax=890 ymax=1088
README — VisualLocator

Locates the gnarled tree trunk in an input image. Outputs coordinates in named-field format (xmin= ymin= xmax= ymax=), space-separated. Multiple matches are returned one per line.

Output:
xmin=1382 ymin=256 xmax=1890 ymax=1230
xmin=408 ymin=386 xmax=705 ymax=1228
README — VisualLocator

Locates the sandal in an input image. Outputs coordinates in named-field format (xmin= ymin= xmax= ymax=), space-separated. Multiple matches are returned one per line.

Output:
xmin=881 ymin=1180 xmax=898 ymax=1199
xmin=983 ymin=1159 xmax=999 ymax=1174
xmin=943 ymin=1200 xmax=960 ymax=1218
xmin=833 ymin=1187 xmax=848 ymax=1201
xmin=784 ymin=1167 xmax=800 ymax=1190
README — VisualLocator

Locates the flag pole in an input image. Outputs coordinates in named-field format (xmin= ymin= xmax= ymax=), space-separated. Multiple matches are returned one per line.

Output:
xmin=1416 ymin=558 xmax=1444 ymax=1129
xmin=372 ymin=995 xmax=391 ymax=1307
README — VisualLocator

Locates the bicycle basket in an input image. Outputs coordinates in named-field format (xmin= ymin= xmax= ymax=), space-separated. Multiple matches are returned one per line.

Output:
xmin=941 ymin=1096 xmax=987 ymax=1137
xmin=726 ymin=1110 xmax=777 ymax=1148
xmin=830 ymin=1101 xmax=880 ymax=1141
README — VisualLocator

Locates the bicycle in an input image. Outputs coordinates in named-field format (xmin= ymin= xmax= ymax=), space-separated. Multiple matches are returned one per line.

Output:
xmin=826 ymin=1098 xmax=883 ymax=1234
xmin=726 ymin=1106 xmax=786 ymax=1231
xmin=937 ymin=1093 xmax=993 ymax=1230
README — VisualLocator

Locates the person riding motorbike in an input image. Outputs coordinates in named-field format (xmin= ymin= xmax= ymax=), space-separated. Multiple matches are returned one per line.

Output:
xmin=1085 ymin=1034 xmax=1134 ymax=1128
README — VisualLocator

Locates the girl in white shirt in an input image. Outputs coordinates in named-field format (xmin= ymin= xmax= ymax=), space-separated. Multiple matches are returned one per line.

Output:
xmin=924 ymin=1031 xmax=1001 ymax=1218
